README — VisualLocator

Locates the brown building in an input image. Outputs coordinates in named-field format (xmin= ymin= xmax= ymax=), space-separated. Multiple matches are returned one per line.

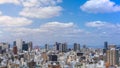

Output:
xmin=13 ymin=46 xmax=18 ymax=55
xmin=106 ymin=45 xmax=119 ymax=66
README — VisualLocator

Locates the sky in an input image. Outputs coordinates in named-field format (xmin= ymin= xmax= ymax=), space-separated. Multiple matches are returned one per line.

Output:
xmin=0 ymin=0 xmax=120 ymax=47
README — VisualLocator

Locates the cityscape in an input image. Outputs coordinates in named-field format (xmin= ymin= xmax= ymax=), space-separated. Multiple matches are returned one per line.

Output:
xmin=0 ymin=0 xmax=120 ymax=68
xmin=0 ymin=39 xmax=120 ymax=68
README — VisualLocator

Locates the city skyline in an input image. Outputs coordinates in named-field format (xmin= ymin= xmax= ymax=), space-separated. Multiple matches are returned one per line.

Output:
xmin=0 ymin=0 xmax=120 ymax=46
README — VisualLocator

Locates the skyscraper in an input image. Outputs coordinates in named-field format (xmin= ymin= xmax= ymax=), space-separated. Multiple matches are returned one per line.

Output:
xmin=13 ymin=45 xmax=18 ymax=54
xmin=55 ymin=42 xmax=67 ymax=52
xmin=103 ymin=41 xmax=108 ymax=54
xmin=45 ymin=44 xmax=49 ymax=52
xmin=116 ymin=50 xmax=119 ymax=66
xmin=16 ymin=39 xmax=23 ymax=51
xmin=74 ymin=43 xmax=80 ymax=52
xmin=62 ymin=43 xmax=67 ymax=52
xmin=55 ymin=42 xmax=59 ymax=51
xmin=22 ymin=42 xmax=29 ymax=51
xmin=104 ymin=41 xmax=108 ymax=50
xmin=28 ymin=41 xmax=33 ymax=51
xmin=58 ymin=43 xmax=67 ymax=52
xmin=106 ymin=45 xmax=119 ymax=66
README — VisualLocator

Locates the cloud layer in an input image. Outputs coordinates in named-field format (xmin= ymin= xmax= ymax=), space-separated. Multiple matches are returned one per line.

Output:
xmin=3 ymin=22 xmax=84 ymax=36
xmin=19 ymin=0 xmax=63 ymax=18
xmin=2 ymin=22 xmax=86 ymax=45
xmin=0 ymin=0 xmax=63 ymax=19
xmin=85 ymin=21 xmax=120 ymax=36
xmin=0 ymin=15 xmax=32 ymax=27
xmin=20 ymin=6 xmax=62 ymax=19
xmin=0 ymin=0 xmax=20 ymax=5
xmin=80 ymin=0 xmax=120 ymax=13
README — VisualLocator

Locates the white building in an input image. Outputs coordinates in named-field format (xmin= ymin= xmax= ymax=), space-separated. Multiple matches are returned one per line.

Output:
xmin=16 ymin=39 xmax=23 ymax=50
xmin=0 ymin=42 xmax=9 ymax=50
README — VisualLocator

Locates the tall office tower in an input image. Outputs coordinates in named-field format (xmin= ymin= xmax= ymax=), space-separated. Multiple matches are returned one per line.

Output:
xmin=22 ymin=43 xmax=28 ymax=51
xmin=58 ymin=43 xmax=67 ymax=52
xmin=13 ymin=41 xmax=16 ymax=46
xmin=104 ymin=41 xmax=108 ymax=50
xmin=22 ymin=42 xmax=29 ymax=51
xmin=28 ymin=41 xmax=33 ymax=51
xmin=78 ymin=44 xmax=80 ymax=51
xmin=13 ymin=45 xmax=18 ymax=54
xmin=59 ymin=43 xmax=62 ymax=52
xmin=106 ymin=45 xmax=119 ymax=66
xmin=103 ymin=41 xmax=108 ymax=54
xmin=116 ymin=50 xmax=119 ymax=66
xmin=74 ymin=43 xmax=77 ymax=51
xmin=16 ymin=39 xmax=23 ymax=51
xmin=45 ymin=44 xmax=49 ymax=52
xmin=55 ymin=42 xmax=67 ymax=52
xmin=55 ymin=42 xmax=61 ymax=51
xmin=74 ymin=43 xmax=80 ymax=52
xmin=55 ymin=42 xmax=60 ymax=51
xmin=61 ymin=43 xmax=67 ymax=52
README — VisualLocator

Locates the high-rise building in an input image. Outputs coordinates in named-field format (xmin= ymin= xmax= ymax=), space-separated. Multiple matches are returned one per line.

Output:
xmin=116 ymin=50 xmax=119 ymax=66
xmin=74 ymin=43 xmax=80 ymax=52
xmin=61 ymin=43 xmax=67 ymax=52
xmin=55 ymin=42 xmax=67 ymax=52
xmin=0 ymin=42 xmax=9 ymax=50
xmin=28 ymin=41 xmax=33 ymax=51
xmin=106 ymin=45 xmax=119 ymax=66
xmin=104 ymin=41 xmax=108 ymax=50
xmin=16 ymin=39 xmax=23 ymax=50
xmin=45 ymin=44 xmax=49 ymax=52
xmin=103 ymin=41 xmax=108 ymax=54
xmin=55 ymin=42 xmax=60 ymax=51
xmin=59 ymin=43 xmax=67 ymax=52
xmin=13 ymin=41 xmax=16 ymax=46
xmin=13 ymin=45 xmax=18 ymax=54
xmin=22 ymin=42 xmax=29 ymax=51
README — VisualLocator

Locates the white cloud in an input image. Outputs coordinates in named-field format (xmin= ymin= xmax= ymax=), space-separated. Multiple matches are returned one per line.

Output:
xmin=40 ymin=22 xmax=75 ymax=29
xmin=19 ymin=0 xmax=63 ymax=18
xmin=3 ymin=22 xmax=84 ymax=37
xmin=80 ymin=0 xmax=120 ymax=13
xmin=85 ymin=21 xmax=120 ymax=37
xmin=0 ymin=15 xmax=32 ymax=27
xmin=20 ymin=6 xmax=62 ymax=19
xmin=2 ymin=21 xmax=120 ymax=46
xmin=20 ymin=0 xmax=62 ymax=7
xmin=2 ymin=22 xmax=86 ymax=45
xmin=0 ymin=0 xmax=20 ymax=5
xmin=0 ymin=0 xmax=63 ymax=19
xmin=86 ymin=21 xmax=116 ymax=28
xmin=86 ymin=21 xmax=107 ymax=27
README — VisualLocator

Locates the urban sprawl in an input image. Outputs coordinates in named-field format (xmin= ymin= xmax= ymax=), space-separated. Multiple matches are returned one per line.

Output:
xmin=0 ymin=39 xmax=119 ymax=68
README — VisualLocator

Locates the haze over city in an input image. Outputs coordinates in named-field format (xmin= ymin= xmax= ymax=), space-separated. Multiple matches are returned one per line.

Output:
xmin=0 ymin=0 xmax=120 ymax=46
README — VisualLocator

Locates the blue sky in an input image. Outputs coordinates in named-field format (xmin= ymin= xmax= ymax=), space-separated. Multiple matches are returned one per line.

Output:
xmin=0 ymin=0 xmax=120 ymax=47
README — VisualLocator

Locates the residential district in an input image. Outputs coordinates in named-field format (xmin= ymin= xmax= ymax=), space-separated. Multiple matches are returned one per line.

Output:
xmin=0 ymin=39 xmax=120 ymax=68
